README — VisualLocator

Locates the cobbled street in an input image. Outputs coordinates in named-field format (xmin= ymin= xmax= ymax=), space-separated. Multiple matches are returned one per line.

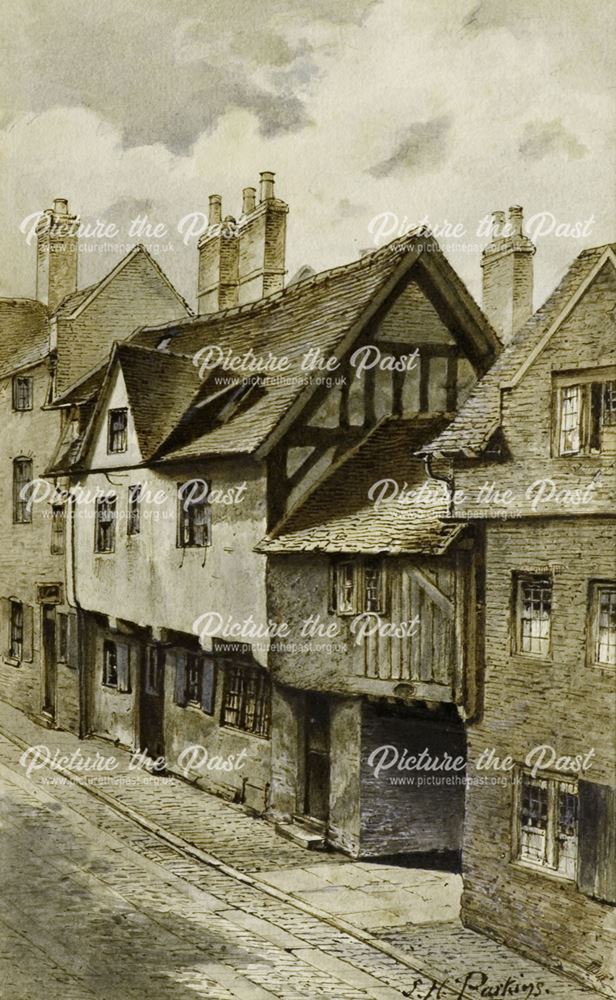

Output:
xmin=0 ymin=703 xmax=602 ymax=1000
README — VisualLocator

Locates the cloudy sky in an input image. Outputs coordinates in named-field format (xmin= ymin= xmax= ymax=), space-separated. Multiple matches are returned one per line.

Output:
xmin=1 ymin=0 xmax=614 ymax=308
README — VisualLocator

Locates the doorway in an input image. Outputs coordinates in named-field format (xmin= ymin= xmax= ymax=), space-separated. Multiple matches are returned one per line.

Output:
xmin=42 ymin=605 xmax=56 ymax=721
xmin=304 ymin=693 xmax=330 ymax=824
xmin=139 ymin=645 xmax=165 ymax=761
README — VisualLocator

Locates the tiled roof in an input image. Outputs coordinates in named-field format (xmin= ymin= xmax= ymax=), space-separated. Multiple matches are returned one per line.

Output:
xmin=257 ymin=417 xmax=464 ymax=555
xmin=420 ymin=244 xmax=616 ymax=457
xmin=53 ymin=244 xmax=193 ymax=320
xmin=0 ymin=298 xmax=48 ymax=378
xmin=129 ymin=229 xmax=499 ymax=462
xmin=114 ymin=343 xmax=203 ymax=460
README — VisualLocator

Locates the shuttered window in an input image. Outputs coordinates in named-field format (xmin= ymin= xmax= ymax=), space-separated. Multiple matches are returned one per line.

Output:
xmin=50 ymin=503 xmax=65 ymax=554
xmin=103 ymin=640 xmax=118 ymax=686
xmin=577 ymin=780 xmax=616 ymax=904
xmin=174 ymin=650 xmax=216 ymax=714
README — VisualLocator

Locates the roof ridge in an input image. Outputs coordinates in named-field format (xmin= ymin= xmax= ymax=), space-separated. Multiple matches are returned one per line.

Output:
xmin=137 ymin=226 xmax=431 ymax=337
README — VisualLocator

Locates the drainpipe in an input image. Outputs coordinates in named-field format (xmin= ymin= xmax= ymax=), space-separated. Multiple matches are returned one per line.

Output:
xmin=423 ymin=454 xmax=455 ymax=517
xmin=67 ymin=487 xmax=88 ymax=739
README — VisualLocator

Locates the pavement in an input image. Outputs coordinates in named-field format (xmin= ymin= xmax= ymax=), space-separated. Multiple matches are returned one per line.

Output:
xmin=0 ymin=699 xmax=604 ymax=999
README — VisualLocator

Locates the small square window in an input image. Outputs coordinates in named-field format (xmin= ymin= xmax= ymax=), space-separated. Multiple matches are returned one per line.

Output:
xmin=107 ymin=408 xmax=128 ymax=454
xmin=12 ymin=376 xmax=33 ymax=411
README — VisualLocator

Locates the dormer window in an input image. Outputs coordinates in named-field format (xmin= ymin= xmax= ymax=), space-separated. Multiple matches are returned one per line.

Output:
xmin=555 ymin=369 xmax=616 ymax=456
xmin=107 ymin=408 xmax=128 ymax=454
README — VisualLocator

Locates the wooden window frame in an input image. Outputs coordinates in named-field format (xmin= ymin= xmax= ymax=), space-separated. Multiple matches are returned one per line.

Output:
xmin=588 ymin=580 xmax=616 ymax=668
xmin=127 ymin=484 xmax=141 ymax=536
xmin=13 ymin=457 xmax=33 ymax=524
xmin=221 ymin=659 xmax=271 ymax=738
xmin=177 ymin=481 xmax=212 ymax=549
xmin=107 ymin=408 xmax=128 ymax=454
xmin=9 ymin=600 xmax=23 ymax=660
xmin=553 ymin=366 xmax=616 ymax=457
xmin=12 ymin=375 xmax=33 ymax=411
xmin=513 ymin=768 xmax=578 ymax=881
xmin=330 ymin=559 xmax=386 ymax=616
xmin=102 ymin=639 xmax=118 ymax=687
xmin=50 ymin=503 xmax=65 ymax=554
xmin=95 ymin=495 xmax=117 ymax=553
xmin=513 ymin=572 xmax=552 ymax=659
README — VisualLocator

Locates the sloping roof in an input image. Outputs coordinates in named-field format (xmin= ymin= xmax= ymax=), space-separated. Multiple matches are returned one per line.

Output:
xmin=0 ymin=298 xmax=48 ymax=378
xmin=110 ymin=343 xmax=203 ymax=461
xmin=53 ymin=244 xmax=193 ymax=320
xmin=257 ymin=417 xmax=464 ymax=555
xmin=420 ymin=243 xmax=616 ymax=457
xmin=126 ymin=228 xmax=499 ymax=462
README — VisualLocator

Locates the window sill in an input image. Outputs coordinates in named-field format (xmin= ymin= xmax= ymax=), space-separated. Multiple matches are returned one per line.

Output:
xmin=510 ymin=859 xmax=575 ymax=885
xmin=221 ymin=723 xmax=270 ymax=741
xmin=3 ymin=655 xmax=20 ymax=667
xmin=510 ymin=652 xmax=553 ymax=665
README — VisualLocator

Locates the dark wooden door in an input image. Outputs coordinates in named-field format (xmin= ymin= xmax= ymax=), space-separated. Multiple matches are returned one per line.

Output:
xmin=42 ymin=606 xmax=56 ymax=720
xmin=139 ymin=645 xmax=165 ymax=761
xmin=304 ymin=694 xmax=330 ymax=823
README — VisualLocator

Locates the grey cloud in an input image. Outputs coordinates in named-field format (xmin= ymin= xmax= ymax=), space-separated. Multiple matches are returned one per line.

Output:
xmin=519 ymin=118 xmax=588 ymax=161
xmin=368 ymin=115 xmax=452 ymax=178
xmin=0 ymin=0 xmax=364 ymax=153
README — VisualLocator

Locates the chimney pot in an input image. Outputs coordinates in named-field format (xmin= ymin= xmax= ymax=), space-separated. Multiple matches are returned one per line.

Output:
xmin=491 ymin=210 xmax=506 ymax=239
xmin=53 ymin=198 xmax=69 ymax=215
xmin=508 ymin=205 xmax=524 ymax=238
xmin=242 ymin=187 xmax=257 ymax=215
xmin=208 ymin=195 xmax=222 ymax=226
xmin=259 ymin=171 xmax=275 ymax=202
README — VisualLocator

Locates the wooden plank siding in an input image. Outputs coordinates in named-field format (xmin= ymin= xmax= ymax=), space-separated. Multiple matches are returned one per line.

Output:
xmin=359 ymin=557 xmax=459 ymax=692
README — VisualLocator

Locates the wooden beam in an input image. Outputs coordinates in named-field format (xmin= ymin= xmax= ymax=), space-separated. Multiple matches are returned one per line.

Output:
xmin=409 ymin=566 xmax=455 ymax=619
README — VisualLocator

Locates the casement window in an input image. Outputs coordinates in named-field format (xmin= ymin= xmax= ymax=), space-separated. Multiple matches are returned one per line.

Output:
xmin=12 ymin=375 xmax=33 ymax=411
xmin=515 ymin=574 xmax=552 ymax=657
xmin=127 ymin=485 xmax=141 ymax=536
xmin=516 ymin=771 xmax=578 ymax=879
xmin=174 ymin=650 xmax=216 ymax=714
xmin=103 ymin=638 xmax=130 ymax=692
xmin=50 ymin=503 xmax=65 ymax=554
xmin=103 ymin=640 xmax=118 ymax=686
xmin=107 ymin=408 xmax=128 ymax=454
xmin=9 ymin=600 xmax=23 ymax=660
xmin=221 ymin=660 xmax=271 ymax=737
xmin=555 ymin=370 xmax=616 ymax=455
xmin=177 ymin=482 xmax=211 ymax=548
xmin=331 ymin=560 xmax=385 ymax=616
xmin=13 ymin=457 xmax=33 ymax=523
xmin=95 ymin=495 xmax=117 ymax=553
xmin=57 ymin=613 xmax=68 ymax=662
xmin=589 ymin=582 xmax=616 ymax=666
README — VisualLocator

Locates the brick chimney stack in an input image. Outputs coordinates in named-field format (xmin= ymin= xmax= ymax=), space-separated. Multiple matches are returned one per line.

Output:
xmin=36 ymin=197 xmax=79 ymax=313
xmin=197 ymin=172 xmax=288 ymax=315
xmin=481 ymin=205 xmax=536 ymax=343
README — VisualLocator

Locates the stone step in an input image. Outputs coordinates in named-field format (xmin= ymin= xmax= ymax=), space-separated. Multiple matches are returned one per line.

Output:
xmin=275 ymin=821 xmax=326 ymax=850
